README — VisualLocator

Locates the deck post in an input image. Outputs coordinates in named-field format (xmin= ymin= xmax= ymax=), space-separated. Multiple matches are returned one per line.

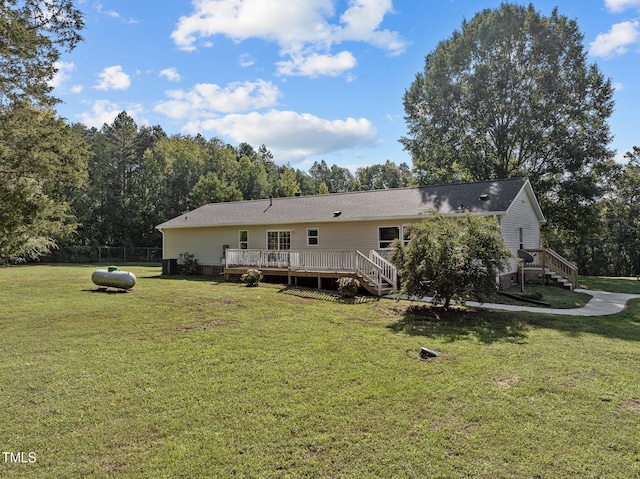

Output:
xmin=317 ymin=276 xmax=322 ymax=290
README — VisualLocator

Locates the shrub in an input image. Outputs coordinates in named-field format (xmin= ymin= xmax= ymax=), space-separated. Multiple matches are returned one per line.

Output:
xmin=392 ymin=211 xmax=512 ymax=309
xmin=337 ymin=277 xmax=360 ymax=298
xmin=241 ymin=269 xmax=263 ymax=287
xmin=179 ymin=252 xmax=199 ymax=275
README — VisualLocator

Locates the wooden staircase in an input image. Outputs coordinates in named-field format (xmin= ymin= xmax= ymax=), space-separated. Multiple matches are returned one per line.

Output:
xmin=353 ymin=250 xmax=397 ymax=296
xmin=521 ymin=248 xmax=578 ymax=291
xmin=544 ymin=269 xmax=574 ymax=290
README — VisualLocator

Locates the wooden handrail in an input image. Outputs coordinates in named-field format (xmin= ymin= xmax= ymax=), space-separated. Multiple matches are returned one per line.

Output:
xmin=524 ymin=248 xmax=578 ymax=289
xmin=369 ymin=249 xmax=398 ymax=289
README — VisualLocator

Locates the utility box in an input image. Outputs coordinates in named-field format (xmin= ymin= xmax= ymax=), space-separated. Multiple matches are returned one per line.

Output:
xmin=162 ymin=258 xmax=179 ymax=275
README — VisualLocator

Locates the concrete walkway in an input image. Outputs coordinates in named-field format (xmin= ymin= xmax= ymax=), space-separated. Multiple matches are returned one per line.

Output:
xmin=385 ymin=289 xmax=640 ymax=316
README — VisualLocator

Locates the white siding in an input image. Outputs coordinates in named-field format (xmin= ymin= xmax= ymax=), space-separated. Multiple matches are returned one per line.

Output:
xmin=161 ymin=219 xmax=421 ymax=266
xmin=500 ymin=186 xmax=542 ymax=273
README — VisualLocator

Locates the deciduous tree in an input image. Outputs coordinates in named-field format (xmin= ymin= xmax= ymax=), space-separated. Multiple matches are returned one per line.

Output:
xmin=392 ymin=212 xmax=512 ymax=309
xmin=401 ymin=3 xmax=615 ymax=245
xmin=0 ymin=0 xmax=87 ymax=262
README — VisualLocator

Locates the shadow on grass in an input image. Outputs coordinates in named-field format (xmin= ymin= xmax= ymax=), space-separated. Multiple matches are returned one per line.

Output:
xmin=387 ymin=300 xmax=640 ymax=344
xmin=387 ymin=304 xmax=529 ymax=344
xmin=144 ymin=274 xmax=223 ymax=284
xmin=279 ymin=286 xmax=379 ymax=304
xmin=82 ymin=288 xmax=131 ymax=294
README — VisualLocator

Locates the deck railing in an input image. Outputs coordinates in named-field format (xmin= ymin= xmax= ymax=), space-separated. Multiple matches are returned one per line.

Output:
xmin=290 ymin=250 xmax=357 ymax=271
xmin=225 ymin=249 xmax=398 ymax=293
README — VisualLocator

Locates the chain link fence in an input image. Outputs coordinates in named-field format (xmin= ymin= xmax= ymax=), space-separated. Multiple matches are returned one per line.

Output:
xmin=43 ymin=246 xmax=162 ymax=264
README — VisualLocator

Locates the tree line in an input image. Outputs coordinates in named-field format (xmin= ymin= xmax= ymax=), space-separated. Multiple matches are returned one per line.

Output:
xmin=64 ymin=111 xmax=415 ymax=249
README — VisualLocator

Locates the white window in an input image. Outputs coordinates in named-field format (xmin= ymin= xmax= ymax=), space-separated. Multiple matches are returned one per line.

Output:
xmin=378 ymin=226 xmax=400 ymax=249
xmin=307 ymin=228 xmax=319 ymax=246
xmin=239 ymin=230 xmax=248 ymax=249
xmin=267 ymin=230 xmax=291 ymax=250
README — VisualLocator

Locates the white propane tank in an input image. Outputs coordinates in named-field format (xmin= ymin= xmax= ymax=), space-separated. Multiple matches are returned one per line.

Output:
xmin=91 ymin=268 xmax=136 ymax=290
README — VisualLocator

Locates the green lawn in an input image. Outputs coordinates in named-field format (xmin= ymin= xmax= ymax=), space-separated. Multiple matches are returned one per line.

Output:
xmin=1 ymin=265 xmax=639 ymax=478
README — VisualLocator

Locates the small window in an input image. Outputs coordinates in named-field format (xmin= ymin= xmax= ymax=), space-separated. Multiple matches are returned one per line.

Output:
xmin=379 ymin=226 xmax=400 ymax=249
xmin=518 ymin=227 xmax=524 ymax=250
xmin=239 ymin=230 xmax=248 ymax=249
xmin=307 ymin=228 xmax=319 ymax=246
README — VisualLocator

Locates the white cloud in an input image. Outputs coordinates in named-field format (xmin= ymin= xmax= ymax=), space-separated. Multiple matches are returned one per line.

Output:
xmin=95 ymin=65 xmax=131 ymax=90
xmin=154 ymin=79 xmax=280 ymax=118
xmin=170 ymin=0 xmax=406 ymax=77
xmin=239 ymin=53 xmax=255 ymax=67
xmin=77 ymin=100 xmax=144 ymax=128
xmin=94 ymin=3 xmax=138 ymax=23
xmin=333 ymin=0 xmax=405 ymax=55
xmin=605 ymin=0 xmax=640 ymax=12
xmin=159 ymin=67 xmax=182 ymax=82
xmin=276 ymin=51 xmax=357 ymax=77
xmin=95 ymin=3 xmax=120 ymax=18
xmin=590 ymin=21 xmax=640 ymax=58
xmin=183 ymin=109 xmax=377 ymax=162
xmin=48 ymin=61 xmax=76 ymax=88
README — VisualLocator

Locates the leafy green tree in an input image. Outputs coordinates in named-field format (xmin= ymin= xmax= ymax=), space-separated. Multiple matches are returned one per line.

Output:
xmin=596 ymin=147 xmax=640 ymax=275
xmin=278 ymin=166 xmax=300 ymax=197
xmin=235 ymin=155 xmax=270 ymax=200
xmin=356 ymin=160 xmax=415 ymax=190
xmin=0 ymin=106 xmax=87 ymax=261
xmin=0 ymin=0 xmax=83 ymax=107
xmin=401 ymin=3 xmax=615 ymax=245
xmin=309 ymin=160 xmax=356 ymax=193
xmin=392 ymin=212 xmax=512 ymax=309
xmin=190 ymin=172 xmax=242 ymax=207
xmin=0 ymin=0 xmax=87 ymax=262
xmin=317 ymin=182 xmax=330 ymax=195
xmin=296 ymin=169 xmax=316 ymax=195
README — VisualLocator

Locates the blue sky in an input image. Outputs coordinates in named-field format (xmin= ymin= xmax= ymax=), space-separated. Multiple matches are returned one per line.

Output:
xmin=51 ymin=0 xmax=640 ymax=171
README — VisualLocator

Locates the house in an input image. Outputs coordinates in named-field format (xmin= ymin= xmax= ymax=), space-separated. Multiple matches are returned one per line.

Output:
xmin=156 ymin=177 xmax=577 ymax=295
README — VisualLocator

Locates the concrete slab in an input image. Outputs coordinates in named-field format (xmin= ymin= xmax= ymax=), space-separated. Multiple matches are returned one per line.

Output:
xmin=385 ymin=289 xmax=640 ymax=317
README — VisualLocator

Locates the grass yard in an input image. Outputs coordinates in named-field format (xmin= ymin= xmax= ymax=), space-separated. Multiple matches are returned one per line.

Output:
xmin=1 ymin=265 xmax=639 ymax=478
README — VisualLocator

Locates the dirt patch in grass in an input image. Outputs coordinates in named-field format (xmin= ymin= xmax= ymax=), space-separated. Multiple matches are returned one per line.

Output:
xmin=619 ymin=399 xmax=640 ymax=412
xmin=173 ymin=319 xmax=228 ymax=333
xmin=494 ymin=375 xmax=521 ymax=389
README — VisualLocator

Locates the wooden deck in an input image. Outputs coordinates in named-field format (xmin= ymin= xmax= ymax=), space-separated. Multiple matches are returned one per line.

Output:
xmin=224 ymin=249 xmax=398 ymax=296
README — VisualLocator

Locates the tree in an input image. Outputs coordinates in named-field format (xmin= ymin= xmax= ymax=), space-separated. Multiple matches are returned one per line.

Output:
xmin=190 ymin=172 xmax=242 ymax=207
xmin=356 ymin=160 xmax=415 ymax=190
xmin=0 ymin=106 xmax=87 ymax=261
xmin=0 ymin=0 xmax=84 ymax=107
xmin=278 ymin=166 xmax=300 ymax=197
xmin=596 ymin=147 xmax=640 ymax=275
xmin=0 ymin=0 xmax=87 ymax=262
xmin=391 ymin=212 xmax=512 ymax=309
xmin=309 ymin=160 xmax=356 ymax=193
xmin=401 ymin=3 xmax=615 ymax=246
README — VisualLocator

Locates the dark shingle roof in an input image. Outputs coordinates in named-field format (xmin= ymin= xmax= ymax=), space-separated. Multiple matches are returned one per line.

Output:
xmin=157 ymin=177 xmax=538 ymax=229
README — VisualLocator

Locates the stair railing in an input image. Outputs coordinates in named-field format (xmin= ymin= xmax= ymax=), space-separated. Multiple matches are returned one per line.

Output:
xmin=369 ymin=250 xmax=398 ymax=289
xmin=355 ymin=251 xmax=383 ymax=296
